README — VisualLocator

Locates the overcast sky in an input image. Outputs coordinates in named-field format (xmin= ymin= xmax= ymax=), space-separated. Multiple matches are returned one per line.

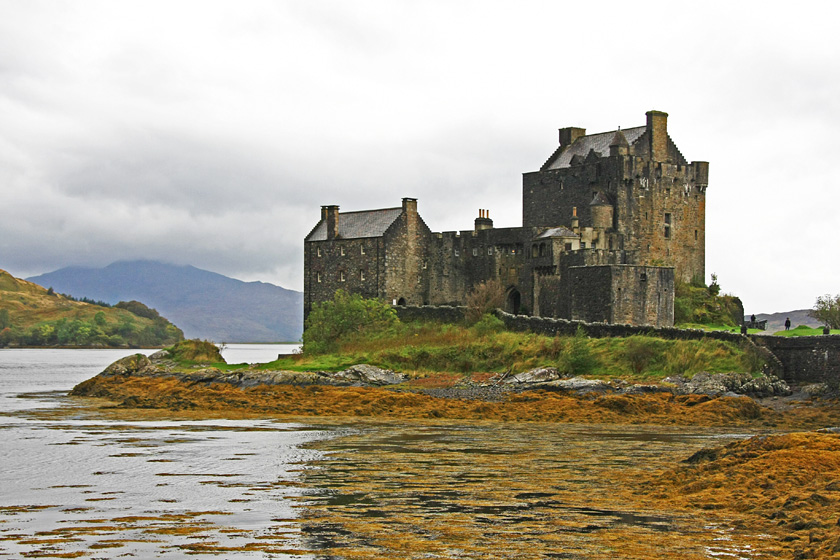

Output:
xmin=1 ymin=0 xmax=838 ymax=314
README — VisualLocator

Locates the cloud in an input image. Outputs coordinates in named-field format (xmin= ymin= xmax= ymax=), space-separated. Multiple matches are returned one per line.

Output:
xmin=1 ymin=0 xmax=839 ymax=314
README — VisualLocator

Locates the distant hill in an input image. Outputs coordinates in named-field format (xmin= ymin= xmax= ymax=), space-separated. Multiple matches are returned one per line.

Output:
xmin=0 ymin=269 xmax=183 ymax=347
xmin=751 ymin=309 xmax=821 ymax=333
xmin=28 ymin=261 xmax=303 ymax=343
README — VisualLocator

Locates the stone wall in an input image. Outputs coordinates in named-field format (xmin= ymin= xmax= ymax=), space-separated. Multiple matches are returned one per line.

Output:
xmin=753 ymin=335 xmax=840 ymax=384
xmin=394 ymin=305 xmax=466 ymax=324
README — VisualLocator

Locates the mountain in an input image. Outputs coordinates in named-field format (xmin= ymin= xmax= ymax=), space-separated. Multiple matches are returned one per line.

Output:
xmin=28 ymin=261 xmax=303 ymax=343
xmin=0 ymin=269 xmax=183 ymax=347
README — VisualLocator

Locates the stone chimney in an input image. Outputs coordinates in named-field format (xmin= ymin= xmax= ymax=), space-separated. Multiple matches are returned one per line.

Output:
xmin=559 ymin=127 xmax=586 ymax=147
xmin=645 ymin=110 xmax=669 ymax=162
xmin=571 ymin=206 xmax=579 ymax=233
xmin=323 ymin=205 xmax=339 ymax=240
xmin=474 ymin=209 xmax=493 ymax=231
xmin=402 ymin=197 xmax=417 ymax=215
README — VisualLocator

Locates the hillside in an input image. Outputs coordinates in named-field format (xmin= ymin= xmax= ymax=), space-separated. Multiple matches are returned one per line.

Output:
xmin=753 ymin=309 xmax=821 ymax=333
xmin=28 ymin=261 xmax=303 ymax=343
xmin=0 ymin=269 xmax=183 ymax=347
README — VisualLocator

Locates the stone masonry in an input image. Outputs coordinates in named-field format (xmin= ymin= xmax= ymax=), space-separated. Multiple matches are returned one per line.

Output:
xmin=304 ymin=110 xmax=706 ymax=327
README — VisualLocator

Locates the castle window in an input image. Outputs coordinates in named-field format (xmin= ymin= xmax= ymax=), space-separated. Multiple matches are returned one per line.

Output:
xmin=472 ymin=248 xmax=478 ymax=257
xmin=666 ymin=188 xmax=671 ymax=197
xmin=664 ymin=213 xmax=671 ymax=224
xmin=340 ymin=246 xmax=346 ymax=256
xmin=316 ymin=246 xmax=322 ymax=257
xmin=454 ymin=248 xmax=459 ymax=257
xmin=640 ymin=272 xmax=647 ymax=282
xmin=340 ymin=271 xmax=346 ymax=282
xmin=580 ymin=242 xmax=586 ymax=249
xmin=488 ymin=247 xmax=493 ymax=255
xmin=531 ymin=245 xmax=538 ymax=258
xmin=360 ymin=270 xmax=365 ymax=281
xmin=316 ymin=272 xmax=322 ymax=283
xmin=664 ymin=213 xmax=672 ymax=239
xmin=694 ymin=229 xmax=698 ymax=241
xmin=360 ymin=245 xmax=365 ymax=255
xmin=664 ymin=226 xmax=671 ymax=239
xmin=422 ymin=260 xmax=427 ymax=269
xmin=564 ymin=243 xmax=572 ymax=251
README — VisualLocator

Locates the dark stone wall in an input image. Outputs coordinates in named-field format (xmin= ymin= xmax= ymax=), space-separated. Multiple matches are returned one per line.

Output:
xmin=382 ymin=204 xmax=433 ymax=306
xmin=394 ymin=305 xmax=466 ymax=324
xmin=304 ymin=237 xmax=386 ymax=318
xmin=753 ymin=335 xmax=840 ymax=384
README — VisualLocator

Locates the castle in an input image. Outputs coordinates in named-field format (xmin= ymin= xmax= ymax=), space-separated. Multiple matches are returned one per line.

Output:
xmin=304 ymin=110 xmax=708 ymax=327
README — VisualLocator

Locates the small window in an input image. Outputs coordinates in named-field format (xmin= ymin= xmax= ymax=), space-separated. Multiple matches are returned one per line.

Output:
xmin=666 ymin=188 xmax=671 ymax=197
xmin=340 ymin=246 xmax=345 ymax=256
xmin=664 ymin=212 xmax=671 ymax=224
xmin=454 ymin=248 xmax=459 ymax=257
xmin=340 ymin=271 xmax=346 ymax=282
xmin=360 ymin=270 xmax=365 ymax=281
xmin=472 ymin=248 xmax=478 ymax=257
xmin=640 ymin=272 xmax=647 ymax=282
xmin=422 ymin=260 xmax=427 ymax=269
xmin=694 ymin=229 xmax=698 ymax=241
xmin=664 ymin=225 xmax=671 ymax=239
xmin=316 ymin=246 xmax=322 ymax=257
xmin=488 ymin=247 xmax=493 ymax=255
xmin=564 ymin=243 xmax=572 ymax=251
xmin=360 ymin=245 xmax=365 ymax=255
xmin=316 ymin=272 xmax=322 ymax=283
xmin=580 ymin=242 xmax=586 ymax=249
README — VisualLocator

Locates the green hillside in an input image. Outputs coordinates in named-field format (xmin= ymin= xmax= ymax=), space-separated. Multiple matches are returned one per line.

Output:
xmin=0 ymin=269 xmax=183 ymax=348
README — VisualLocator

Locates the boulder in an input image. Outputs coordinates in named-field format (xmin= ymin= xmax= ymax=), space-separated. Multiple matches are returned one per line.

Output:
xmin=101 ymin=353 xmax=155 ymax=376
xmin=505 ymin=367 xmax=567 ymax=385
xmin=332 ymin=364 xmax=406 ymax=386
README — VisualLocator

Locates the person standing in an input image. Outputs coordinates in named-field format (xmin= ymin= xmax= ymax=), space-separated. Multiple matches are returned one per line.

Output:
xmin=785 ymin=317 xmax=791 ymax=330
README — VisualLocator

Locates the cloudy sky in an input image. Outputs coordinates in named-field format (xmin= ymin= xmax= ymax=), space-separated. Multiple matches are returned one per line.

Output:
xmin=1 ymin=0 xmax=838 ymax=314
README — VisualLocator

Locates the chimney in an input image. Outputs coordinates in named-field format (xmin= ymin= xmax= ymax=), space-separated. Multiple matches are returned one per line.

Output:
xmin=645 ymin=110 xmax=669 ymax=162
xmin=559 ymin=127 xmax=586 ymax=147
xmin=402 ymin=197 xmax=417 ymax=215
xmin=571 ymin=206 xmax=579 ymax=232
xmin=323 ymin=205 xmax=339 ymax=240
xmin=475 ymin=209 xmax=493 ymax=231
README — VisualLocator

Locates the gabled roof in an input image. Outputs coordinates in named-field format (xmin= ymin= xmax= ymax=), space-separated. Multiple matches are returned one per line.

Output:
xmin=305 ymin=207 xmax=403 ymax=241
xmin=535 ymin=227 xmax=578 ymax=239
xmin=546 ymin=126 xmax=646 ymax=169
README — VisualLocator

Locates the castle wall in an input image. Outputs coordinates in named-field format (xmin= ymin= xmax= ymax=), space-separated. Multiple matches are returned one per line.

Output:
xmin=382 ymin=202 xmax=433 ymax=305
xmin=304 ymin=237 xmax=386 ymax=318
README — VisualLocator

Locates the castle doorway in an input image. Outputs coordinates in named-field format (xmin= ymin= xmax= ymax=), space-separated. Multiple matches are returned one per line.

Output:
xmin=397 ymin=297 xmax=407 ymax=306
xmin=506 ymin=288 xmax=521 ymax=315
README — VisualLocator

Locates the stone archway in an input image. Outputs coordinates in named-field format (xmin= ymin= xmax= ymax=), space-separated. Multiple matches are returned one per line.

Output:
xmin=397 ymin=297 xmax=407 ymax=306
xmin=505 ymin=288 xmax=521 ymax=315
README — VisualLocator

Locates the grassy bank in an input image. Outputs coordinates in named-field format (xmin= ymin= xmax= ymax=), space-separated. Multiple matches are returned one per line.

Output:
xmin=204 ymin=321 xmax=762 ymax=383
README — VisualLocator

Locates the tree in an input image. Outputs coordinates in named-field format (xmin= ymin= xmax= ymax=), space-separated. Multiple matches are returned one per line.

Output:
xmin=808 ymin=294 xmax=840 ymax=329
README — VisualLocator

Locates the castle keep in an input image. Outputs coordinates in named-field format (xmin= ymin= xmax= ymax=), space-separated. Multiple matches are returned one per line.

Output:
xmin=304 ymin=110 xmax=708 ymax=327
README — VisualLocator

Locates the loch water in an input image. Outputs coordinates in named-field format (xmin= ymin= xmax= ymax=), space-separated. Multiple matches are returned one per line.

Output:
xmin=0 ymin=347 xmax=762 ymax=559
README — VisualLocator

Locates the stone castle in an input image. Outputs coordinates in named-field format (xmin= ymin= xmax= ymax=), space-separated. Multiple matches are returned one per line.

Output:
xmin=304 ymin=110 xmax=708 ymax=327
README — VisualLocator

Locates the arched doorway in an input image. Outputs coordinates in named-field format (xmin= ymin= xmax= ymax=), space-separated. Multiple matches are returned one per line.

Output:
xmin=397 ymin=297 xmax=407 ymax=306
xmin=505 ymin=288 xmax=521 ymax=315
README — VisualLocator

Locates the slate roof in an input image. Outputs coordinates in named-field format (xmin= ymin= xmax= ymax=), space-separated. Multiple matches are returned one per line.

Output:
xmin=305 ymin=207 xmax=403 ymax=241
xmin=535 ymin=227 xmax=578 ymax=239
xmin=546 ymin=126 xmax=646 ymax=169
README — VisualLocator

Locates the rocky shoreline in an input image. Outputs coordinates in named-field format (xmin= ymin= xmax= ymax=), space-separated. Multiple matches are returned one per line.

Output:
xmin=74 ymin=350 xmax=800 ymax=401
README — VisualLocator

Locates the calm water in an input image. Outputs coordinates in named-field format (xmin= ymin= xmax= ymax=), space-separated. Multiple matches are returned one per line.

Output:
xmin=0 ymin=345 xmax=334 ymax=559
xmin=0 ymin=347 xmax=758 ymax=559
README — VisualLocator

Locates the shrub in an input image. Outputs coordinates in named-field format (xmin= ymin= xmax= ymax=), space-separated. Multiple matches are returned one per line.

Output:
xmin=472 ymin=313 xmax=505 ymax=337
xmin=622 ymin=336 xmax=663 ymax=374
xmin=303 ymin=290 xmax=399 ymax=354
xmin=464 ymin=279 xmax=504 ymax=324
xmin=168 ymin=339 xmax=224 ymax=363
xmin=561 ymin=326 xmax=597 ymax=376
